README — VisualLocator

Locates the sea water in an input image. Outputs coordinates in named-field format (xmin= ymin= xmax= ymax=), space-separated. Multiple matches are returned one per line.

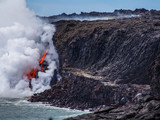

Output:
xmin=0 ymin=98 xmax=88 ymax=120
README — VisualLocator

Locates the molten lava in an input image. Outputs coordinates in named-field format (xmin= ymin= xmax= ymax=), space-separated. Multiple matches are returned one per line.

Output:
xmin=27 ymin=69 xmax=38 ymax=80
xmin=27 ymin=51 xmax=48 ymax=90
xmin=39 ymin=50 xmax=48 ymax=72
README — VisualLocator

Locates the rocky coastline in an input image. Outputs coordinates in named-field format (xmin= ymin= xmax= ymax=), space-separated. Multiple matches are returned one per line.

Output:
xmin=29 ymin=9 xmax=160 ymax=119
xmin=29 ymin=71 xmax=150 ymax=111
xmin=65 ymin=57 xmax=160 ymax=120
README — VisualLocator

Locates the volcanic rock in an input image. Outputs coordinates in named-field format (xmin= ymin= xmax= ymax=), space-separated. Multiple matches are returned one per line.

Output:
xmin=29 ymin=70 xmax=150 ymax=110
xmin=53 ymin=10 xmax=160 ymax=84
xmin=65 ymin=99 xmax=160 ymax=120
xmin=50 ymin=69 xmax=58 ymax=86
xmin=29 ymin=72 xmax=114 ymax=110
xmin=30 ymin=9 xmax=160 ymax=119
xmin=149 ymin=57 xmax=160 ymax=100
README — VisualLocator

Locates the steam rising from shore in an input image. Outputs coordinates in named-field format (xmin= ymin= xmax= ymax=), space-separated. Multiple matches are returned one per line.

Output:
xmin=0 ymin=0 xmax=58 ymax=98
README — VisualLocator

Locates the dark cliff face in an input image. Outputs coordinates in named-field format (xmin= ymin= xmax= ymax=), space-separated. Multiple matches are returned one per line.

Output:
xmin=65 ymin=58 xmax=160 ymax=120
xmin=30 ymin=10 xmax=160 ymax=119
xmin=149 ymin=57 xmax=160 ymax=100
xmin=53 ymin=13 xmax=160 ymax=85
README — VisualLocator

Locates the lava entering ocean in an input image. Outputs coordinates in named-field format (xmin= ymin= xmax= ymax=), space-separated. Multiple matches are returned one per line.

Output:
xmin=27 ymin=51 xmax=48 ymax=90
xmin=39 ymin=50 xmax=48 ymax=72
xmin=0 ymin=0 xmax=58 ymax=98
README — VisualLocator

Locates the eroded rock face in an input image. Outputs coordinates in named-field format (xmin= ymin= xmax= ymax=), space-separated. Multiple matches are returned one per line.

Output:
xmin=53 ymin=11 xmax=160 ymax=84
xmin=149 ymin=57 xmax=160 ymax=100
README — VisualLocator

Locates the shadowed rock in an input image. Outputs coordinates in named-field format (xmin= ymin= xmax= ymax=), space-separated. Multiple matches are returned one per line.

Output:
xmin=53 ymin=10 xmax=160 ymax=84
xmin=50 ymin=69 xmax=58 ymax=86
xmin=149 ymin=57 xmax=160 ymax=100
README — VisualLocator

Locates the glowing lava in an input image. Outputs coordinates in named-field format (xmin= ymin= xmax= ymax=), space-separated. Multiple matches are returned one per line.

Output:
xmin=39 ymin=50 xmax=48 ymax=72
xmin=27 ymin=51 xmax=48 ymax=90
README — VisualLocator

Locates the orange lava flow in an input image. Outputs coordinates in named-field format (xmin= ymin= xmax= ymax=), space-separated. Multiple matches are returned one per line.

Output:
xmin=26 ymin=50 xmax=48 ymax=90
xmin=27 ymin=69 xmax=38 ymax=80
xmin=39 ymin=50 xmax=48 ymax=72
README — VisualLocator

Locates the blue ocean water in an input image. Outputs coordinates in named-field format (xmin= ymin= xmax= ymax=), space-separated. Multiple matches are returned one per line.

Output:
xmin=0 ymin=98 xmax=88 ymax=120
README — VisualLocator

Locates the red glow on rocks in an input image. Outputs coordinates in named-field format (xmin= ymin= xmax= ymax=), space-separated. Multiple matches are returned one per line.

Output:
xmin=26 ymin=50 xmax=48 ymax=90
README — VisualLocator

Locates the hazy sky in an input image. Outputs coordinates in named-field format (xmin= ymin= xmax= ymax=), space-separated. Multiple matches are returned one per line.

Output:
xmin=26 ymin=0 xmax=160 ymax=16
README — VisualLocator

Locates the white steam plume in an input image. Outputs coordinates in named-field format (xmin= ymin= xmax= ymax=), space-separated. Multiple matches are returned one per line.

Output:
xmin=0 ymin=0 xmax=58 ymax=98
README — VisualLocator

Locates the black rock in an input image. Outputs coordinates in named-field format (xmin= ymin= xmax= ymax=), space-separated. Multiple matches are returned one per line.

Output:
xmin=50 ymin=69 xmax=58 ymax=86
xmin=53 ymin=11 xmax=160 ymax=84
xmin=149 ymin=57 xmax=160 ymax=100
xmin=29 ymin=73 xmax=114 ymax=110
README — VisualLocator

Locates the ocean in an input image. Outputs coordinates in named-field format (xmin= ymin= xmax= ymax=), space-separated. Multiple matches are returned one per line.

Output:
xmin=0 ymin=98 xmax=87 ymax=120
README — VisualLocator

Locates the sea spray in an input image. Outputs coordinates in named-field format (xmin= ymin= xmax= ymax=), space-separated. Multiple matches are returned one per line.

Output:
xmin=0 ymin=0 xmax=58 ymax=97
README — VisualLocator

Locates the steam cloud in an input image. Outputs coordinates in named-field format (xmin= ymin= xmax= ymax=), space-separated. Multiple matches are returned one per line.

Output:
xmin=0 ymin=0 xmax=58 ymax=97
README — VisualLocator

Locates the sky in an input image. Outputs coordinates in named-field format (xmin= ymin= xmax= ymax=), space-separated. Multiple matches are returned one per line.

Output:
xmin=26 ymin=0 xmax=160 ymax=16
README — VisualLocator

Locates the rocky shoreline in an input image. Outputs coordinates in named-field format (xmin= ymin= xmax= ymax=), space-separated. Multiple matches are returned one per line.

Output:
xmin=65 ymin=99 xmax=160 ymax=120
xmin=65 ymin=57 xmax=160 ymax=120
xmin=29 ymin=71 xmax=150 ymax=111
xmin=30 ymin=9 xmax=160 ymax=119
